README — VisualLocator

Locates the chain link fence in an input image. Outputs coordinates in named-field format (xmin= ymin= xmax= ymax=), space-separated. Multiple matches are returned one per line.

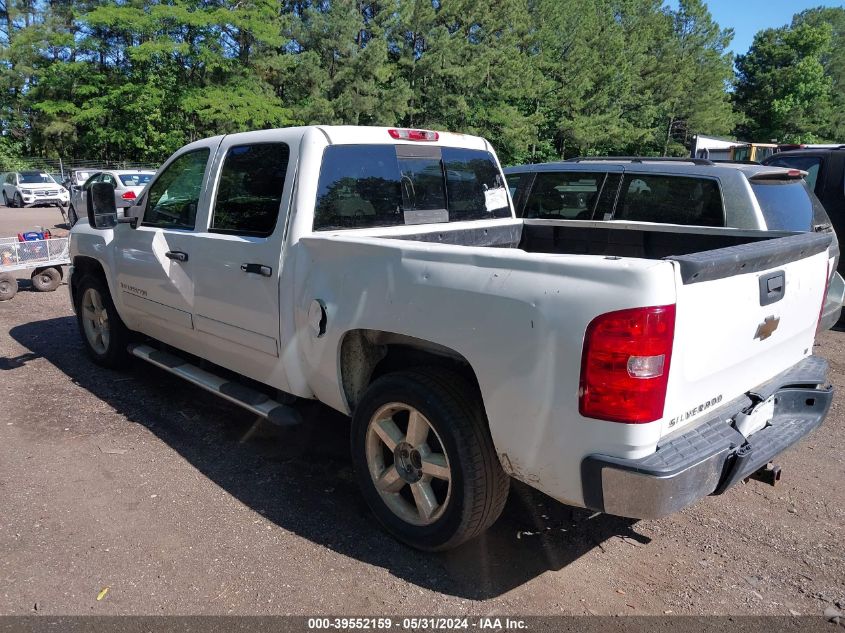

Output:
xmin=0 ymin=157 xmax=160 ymax=177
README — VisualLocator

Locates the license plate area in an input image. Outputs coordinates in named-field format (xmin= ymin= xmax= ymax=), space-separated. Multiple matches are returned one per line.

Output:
xmin=734 ymin=396 xmax=775 ymax=438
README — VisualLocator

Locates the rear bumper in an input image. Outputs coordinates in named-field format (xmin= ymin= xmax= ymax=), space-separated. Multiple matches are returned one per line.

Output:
xmin=581 ymin=356 xmax=832 ymax=519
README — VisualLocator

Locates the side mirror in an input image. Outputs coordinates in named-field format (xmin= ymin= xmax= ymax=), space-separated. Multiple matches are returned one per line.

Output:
xmin=87 ymin=182 xmax=117 ymax=229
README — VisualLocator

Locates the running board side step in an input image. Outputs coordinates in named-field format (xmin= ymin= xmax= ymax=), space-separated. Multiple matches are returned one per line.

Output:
xmin=129 ymin=343 xmax=302 ymax=427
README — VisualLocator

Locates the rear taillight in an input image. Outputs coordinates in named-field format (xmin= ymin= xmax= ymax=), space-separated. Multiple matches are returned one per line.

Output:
xmin=579 ymin=305 xmax=676 ymax=423
xmin=388 ymin=128 xmax=439 ymax=142
xmin=121 ymin=190 xmax=136 ymax=200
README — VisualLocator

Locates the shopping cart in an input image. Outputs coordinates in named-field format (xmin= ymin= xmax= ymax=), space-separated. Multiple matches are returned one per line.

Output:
xmin=0 ymin=231 xmax=70 ymax=301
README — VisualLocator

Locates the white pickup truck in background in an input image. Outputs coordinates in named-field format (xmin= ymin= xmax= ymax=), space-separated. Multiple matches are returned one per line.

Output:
xmin=69 ymin=126 xmax=834 ymax=551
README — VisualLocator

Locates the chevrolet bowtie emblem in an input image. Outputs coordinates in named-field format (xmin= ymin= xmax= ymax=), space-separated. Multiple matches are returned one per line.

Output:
xmin=755 ymin=315 xmax=780 ymax=341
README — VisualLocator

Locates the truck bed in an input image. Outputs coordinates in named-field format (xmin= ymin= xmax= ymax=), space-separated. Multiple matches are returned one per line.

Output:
xmin=390 ymin=218 xmax=792 ymax=260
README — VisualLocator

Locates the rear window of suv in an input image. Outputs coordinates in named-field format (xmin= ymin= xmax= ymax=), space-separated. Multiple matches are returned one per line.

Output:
xmin=750 ymin=179 xmax=816 ymax=231
xmin=313 ymin=144 xmax=510 ymax=230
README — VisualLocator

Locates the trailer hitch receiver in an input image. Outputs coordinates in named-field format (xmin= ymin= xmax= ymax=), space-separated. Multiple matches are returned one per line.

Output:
xmin=746 ymin=462 xmax=781 ymax=486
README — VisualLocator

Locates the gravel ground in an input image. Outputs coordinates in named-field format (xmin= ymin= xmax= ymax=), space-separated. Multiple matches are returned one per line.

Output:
xmin=0 ymin=208 xmax=843 ymax=616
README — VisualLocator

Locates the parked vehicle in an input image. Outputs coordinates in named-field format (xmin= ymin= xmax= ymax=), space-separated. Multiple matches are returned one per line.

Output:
xmin=70 ymin=126 xmax=834 ymax=551
xmin=763 ymin=148 xmax=845 ymax=275
xmin=731 ymin=143 xmax=778 ymax=163
xmin=504 ymin=157 xmax=844 ymax=330
xmin=68 ymin=169 xmax=155 ymax=226
xmin=63 ymin=169 xmax=98 ymax=192
xmin=691 ymin=137 xmax=778 ymax=163
xmin=2 ymin=171 xmax=70 ymax=208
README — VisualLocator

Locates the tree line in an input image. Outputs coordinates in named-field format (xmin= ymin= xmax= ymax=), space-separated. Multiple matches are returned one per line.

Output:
xmin=0 ymin=0 xmax=842 ymax=167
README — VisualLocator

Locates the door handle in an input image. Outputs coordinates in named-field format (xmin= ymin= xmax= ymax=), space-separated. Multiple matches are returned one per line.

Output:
xmin=165 ymin=250 xmax=189 ymax=262
xmin=241 ymin=263 xmax=272 ymax=277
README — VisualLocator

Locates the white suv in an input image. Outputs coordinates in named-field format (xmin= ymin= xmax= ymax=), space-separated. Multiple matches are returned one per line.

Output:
xmin=2 ymin=171 xmax=70 ymax=208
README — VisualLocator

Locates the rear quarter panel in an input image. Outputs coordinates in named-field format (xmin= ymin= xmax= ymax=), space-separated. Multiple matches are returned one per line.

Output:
xmin=289 ymin=233 xmax=678 ymax=507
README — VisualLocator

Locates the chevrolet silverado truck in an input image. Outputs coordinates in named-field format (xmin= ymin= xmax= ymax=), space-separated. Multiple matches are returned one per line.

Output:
xmin=69 ymin=126 xmax=834 ymax=551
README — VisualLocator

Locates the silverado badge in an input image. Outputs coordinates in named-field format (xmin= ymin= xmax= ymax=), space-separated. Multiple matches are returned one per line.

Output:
xmin=755 ymin=315 xmax=780 ymax=341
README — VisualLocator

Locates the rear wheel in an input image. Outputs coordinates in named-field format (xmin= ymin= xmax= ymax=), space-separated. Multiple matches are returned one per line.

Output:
xmin=31 ymin=267 xmax=62 ymax=292
xmin=351 ymin=368 xmax=509 ymax=551
xmin=68 ymin=205 xmax=79 ymax=227
xmin=2 ymin=191 xmax=8 ymax=206
xmin=75 ymin=275 xmax=131 ymax=368
xmin=0 ymin=272 xmax=18 ymax=301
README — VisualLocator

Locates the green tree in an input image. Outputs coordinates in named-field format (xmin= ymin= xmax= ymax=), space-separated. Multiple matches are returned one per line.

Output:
xmin=792 ymin=6 xmax=845 ymax=140
xmin=653 ymin=0 xmax=736 ymax=155
xmin=734 ymin=21 xmax=834 ymax=143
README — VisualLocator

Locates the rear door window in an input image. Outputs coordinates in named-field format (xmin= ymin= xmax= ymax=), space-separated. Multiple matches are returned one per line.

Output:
xmin=614 ymin=174 xmax=724 ymax=227
xmin=750 ymin=179 xmax=815 ymax=231
xmin=765 ymin=156 xmax=823 ymax=191
xmin=523 ymin=172 xmax=604 ymax=220
xmin=211 ymin=143 xmax=290 ymax=237
xmin=313 ymin=145 xmax=510 ymax=230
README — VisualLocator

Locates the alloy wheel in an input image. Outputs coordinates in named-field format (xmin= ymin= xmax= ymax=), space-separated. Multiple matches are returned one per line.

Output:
xmin=365 ymin=403 xmax=452 ymax=526
xmin=81 ymin=287 xmax=110 ymax=354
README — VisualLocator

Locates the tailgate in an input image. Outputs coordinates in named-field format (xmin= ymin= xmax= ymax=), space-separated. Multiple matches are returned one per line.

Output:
xmin=660 ymin=232 xmax=831 ymax=436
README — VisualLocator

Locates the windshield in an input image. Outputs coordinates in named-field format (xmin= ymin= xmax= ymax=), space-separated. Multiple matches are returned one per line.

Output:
xmin=19 ymin=173 xmax=57 ymax=185
xmin=751 ymin=179 xmax=816 ymax=231
xmin=314 ymin=145 xmax=511 ymax=230
xmin=119 ymin=173 xmax=153 ymax=187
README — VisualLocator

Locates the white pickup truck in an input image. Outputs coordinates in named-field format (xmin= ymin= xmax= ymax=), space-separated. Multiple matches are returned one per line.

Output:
xmin=69 ymin=126 xmax=834 ymax=551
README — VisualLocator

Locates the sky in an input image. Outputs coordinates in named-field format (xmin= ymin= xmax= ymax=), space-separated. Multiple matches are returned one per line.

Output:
xmin=671 ymin=0 xmax=845 ymax=56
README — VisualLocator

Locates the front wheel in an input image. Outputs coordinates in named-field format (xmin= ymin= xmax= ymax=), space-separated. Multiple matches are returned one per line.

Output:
xmin=68 ymin=205 xmax=79 ymax=227
xmin=13 ymin=192 xmax=22 ymax=208
xmin=75 ymin=275 xmax=131 ymax=368
xmin=351 ymin=368 xmax=509 ymax=551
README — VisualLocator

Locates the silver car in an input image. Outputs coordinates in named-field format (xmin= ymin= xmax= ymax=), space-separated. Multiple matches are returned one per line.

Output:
xmin=68 ymin=169 xmax=155 ymax=226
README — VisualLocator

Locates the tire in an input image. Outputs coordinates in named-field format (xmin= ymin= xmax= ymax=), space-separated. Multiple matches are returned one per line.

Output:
xmin=13 ymin=192 xmax=22 ymax=208
xmin=351 ymin=367 xmax=509 ymax=551
xmin=0 ymin=272 xmax=18 ymax=301
xmin=74 ymin=274 xmax=131 ymax=368
xmin=31 ymin=267 xmax=62 ymax=292
xmin=2 ymin=191 xmax=8 ymax=206
xmin=68 ymin=205 xmax=78 ymax=227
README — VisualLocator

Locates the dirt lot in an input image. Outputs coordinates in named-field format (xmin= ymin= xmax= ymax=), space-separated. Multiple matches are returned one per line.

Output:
xmin=0 ymin=208 xmax=843 ymax=616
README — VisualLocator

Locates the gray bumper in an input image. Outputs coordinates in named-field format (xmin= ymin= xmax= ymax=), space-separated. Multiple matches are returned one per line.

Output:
xmin=581 ymin=356 xmax=833 ymax=519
